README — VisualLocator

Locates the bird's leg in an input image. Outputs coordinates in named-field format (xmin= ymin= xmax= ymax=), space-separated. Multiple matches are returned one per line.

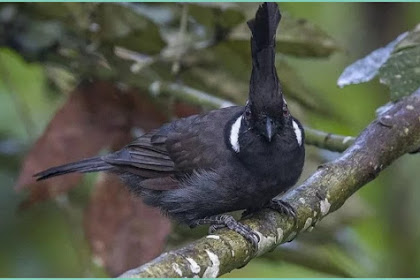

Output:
xmin=189 ymin=214 xmax=260 ymax=251
xmin=267 ymin=199 xmax=298 ymax=228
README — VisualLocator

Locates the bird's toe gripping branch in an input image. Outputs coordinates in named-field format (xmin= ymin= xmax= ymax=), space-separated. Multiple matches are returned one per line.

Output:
xmin=190 ymin=214 xmax=260 ymax=252
xmin=267 ymin=199 xmax=298 ymax=226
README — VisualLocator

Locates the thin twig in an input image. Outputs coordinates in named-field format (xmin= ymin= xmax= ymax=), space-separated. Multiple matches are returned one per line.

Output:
xmin=304 ymin=127 xmax=355 ymax=153
xmin=171 ymin=4 xmax=189 ymax=75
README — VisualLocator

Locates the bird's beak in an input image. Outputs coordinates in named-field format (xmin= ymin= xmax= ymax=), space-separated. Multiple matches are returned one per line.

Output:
xmin=266 ymin=117 xmax=273 ymax=142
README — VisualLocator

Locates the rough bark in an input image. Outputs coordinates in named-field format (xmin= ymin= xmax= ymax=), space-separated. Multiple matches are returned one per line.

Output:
xmin=120 ymin=89 xmax=420 ymax=278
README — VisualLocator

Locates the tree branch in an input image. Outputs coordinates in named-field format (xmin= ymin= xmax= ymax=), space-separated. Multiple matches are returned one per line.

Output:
xmin=120 ymin=90 xmax=420 ymax=278
xmin=304 ymin=127 xmax=354 ymax=153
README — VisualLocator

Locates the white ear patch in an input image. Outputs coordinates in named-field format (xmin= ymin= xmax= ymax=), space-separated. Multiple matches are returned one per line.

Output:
xmin=230 ymin=116 xmax=242 ymax=153
xmin=292 ymin=120 xmax=302 ymax=146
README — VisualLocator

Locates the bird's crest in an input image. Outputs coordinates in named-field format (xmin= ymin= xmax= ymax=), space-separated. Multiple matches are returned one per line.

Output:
xmin=247 ymin=2 xmax=283 ymax=117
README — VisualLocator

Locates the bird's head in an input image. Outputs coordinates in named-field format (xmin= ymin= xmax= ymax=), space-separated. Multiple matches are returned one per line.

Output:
xmin=244 ymin=2 xmax=293 ymax=143
xmin=243 ymin=95 xmax=290 ymax=143
xmin=227 ymin=2 xmax=303 ymax=154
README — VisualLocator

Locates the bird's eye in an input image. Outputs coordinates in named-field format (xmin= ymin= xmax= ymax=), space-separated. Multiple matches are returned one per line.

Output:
xmin=245 ymin=108 xmax=251 ymax=118
xmin=282 ymin=106 xmax=289 ymax=117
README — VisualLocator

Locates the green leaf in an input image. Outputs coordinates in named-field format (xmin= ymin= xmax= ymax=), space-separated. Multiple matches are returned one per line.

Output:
xmin=0 ymin=48 xmax=58 ymax=138
xmin=394 ymin=24 xmax=420 ymax=52
xmin=189 ymin=3 xmax=245 ymax=30
xmin=379 ymin=45 xmax=420 ymax=101
xmin=23 ymin=3 xmax=95 ymax=33
xmin=94 ymin=4 xmax=165 ymax=55
xmin=337 ymin=32 xmax=408 ymax=88
xmin=14 ymin=20 xmax=64 ymax=55
xmin=378 ymin=25 xmax=420 ymax=100
xmin=277 ymin=15 xmax=340 ymax=57
xmin=22 ymin=3 xmax=166 ymax=55
xmin=338 ymin=24 xmax=420 ymax=101
xmin=180 ymin=40 xmax=250 ymax=103
xmin=229 ymin=14 xmax=339 ymax=58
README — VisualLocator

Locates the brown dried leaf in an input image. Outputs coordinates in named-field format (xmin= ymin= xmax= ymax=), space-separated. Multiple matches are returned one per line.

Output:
xmin=85 ymin=173 xmax=171 ymax=276
xmin=15 ymin=80 xmax=167 ymax=206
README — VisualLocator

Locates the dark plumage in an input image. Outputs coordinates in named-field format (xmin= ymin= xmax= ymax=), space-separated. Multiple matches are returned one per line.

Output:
xmin=34 ymin=2 xmax=305 ymax=249
xmin=248 ymin=2 xmax=283 ymax=117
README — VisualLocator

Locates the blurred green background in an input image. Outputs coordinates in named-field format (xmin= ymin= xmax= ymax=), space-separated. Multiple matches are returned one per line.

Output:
xmin=1 ymin=2 xmax=420 ymax=277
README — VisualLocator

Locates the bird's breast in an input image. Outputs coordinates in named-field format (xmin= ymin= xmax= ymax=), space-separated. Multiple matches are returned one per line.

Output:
xmin=237 ymin=137 xmax=304 ymax=189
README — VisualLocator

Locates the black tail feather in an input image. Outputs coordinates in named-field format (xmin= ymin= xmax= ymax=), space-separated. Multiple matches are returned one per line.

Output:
xmin=34 ymin=156 xmax=113 ymax=181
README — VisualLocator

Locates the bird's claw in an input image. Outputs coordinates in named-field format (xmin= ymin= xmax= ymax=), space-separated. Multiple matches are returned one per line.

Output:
xmin=192 ymin=214 xmax=260 ymax=253
xmin=225 ymin=221 xmax=260 ymax=252
xmin=267 ymin=199 xmax=297 ymax=227
xmin=208 ymin=224 xmax=225 ymax=233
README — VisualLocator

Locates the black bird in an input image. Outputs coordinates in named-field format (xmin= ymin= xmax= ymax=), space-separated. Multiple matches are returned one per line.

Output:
xmin=34 ymin=2 xmax=305 ymax=249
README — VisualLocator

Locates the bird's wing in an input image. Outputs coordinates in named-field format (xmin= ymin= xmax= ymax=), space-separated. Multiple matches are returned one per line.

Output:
xmin=159 ymin=106 xmax=243 ymax=173
xmin=103 ymin=132 xmax=174 ymax=177
xmin=103 ymin=106 xmax=243 ymax=187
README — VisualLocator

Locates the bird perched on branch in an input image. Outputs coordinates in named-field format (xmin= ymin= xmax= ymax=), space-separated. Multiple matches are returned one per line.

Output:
xmin=35 ymin=2 xmax=305 ymax=250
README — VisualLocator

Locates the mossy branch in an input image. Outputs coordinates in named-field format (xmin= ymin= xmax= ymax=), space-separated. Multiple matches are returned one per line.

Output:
xmin=120 ymin=90 xmax=420 ymax=278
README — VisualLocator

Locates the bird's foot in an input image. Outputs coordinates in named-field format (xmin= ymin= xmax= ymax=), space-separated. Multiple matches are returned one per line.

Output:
xmin=267 ymin=199 xmax=298 ymax=227
xmin=190 ymin=214 xmax=260 ymax=252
